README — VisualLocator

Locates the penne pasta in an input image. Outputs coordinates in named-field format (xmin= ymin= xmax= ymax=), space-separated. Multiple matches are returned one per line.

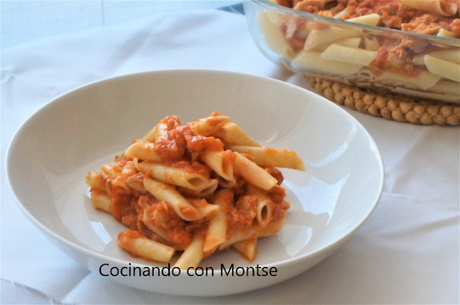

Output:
xmin=90 ymin=189 xmax=111 ymax=213
xmin=378 ymin=70 xmax=442 ymax=90
xmin=143 ymin=177 xmax=201 ymax=221
xmin=117 ymin=230 xmax=175 ymax=263
xmin=229 ymin=145 xmax=306 ymax=171
xmin=304 ymin=27 xmax=359 ymax=52
xmin=219 ymin=214 xmax=286 ymax=251
xmin=258 ymin=10 xmax=296 ymax=59
xmin=437 ymin=28 xmax=456 ymax=38
xmin=321 ymin=44 xmax=377 ymax=67
xmin=233 ymin=152 xmax=278 ymax=191
xmin=190 ymin=114 xmax=230 ymax=137
xmin=304 ymin=14 xmax=378 ymax=52
xmin=86 ymin=171 xmax=106 ymax=191
xmin=218 ymin=229 xmax=253 ymax=251
xmin=186 ymin=197 xmax=220 ymax=219
xmin=232 ymin=238 xmax=258 ymax=263
xmin=200 ymin=150 xmax=234 ymax=181
xmin=136 ymin=161 xmax=211 ymax=191
xmin=154 ymin=121 xmax=169 ymax=141
xmin=346 ymin=13 xmax=380 ymax=26
xmin=86 ymin=113 xmax=304 ymax=267
xmin=312 ymin=37 xmax=362 ymax=52
xmin=142 ymin=211 xmax=173 ymax=244
xmin=400 ymin=0 xmax=457 ymax=17
xmin=125 ymin=142 xmax=162 ymax=162
xmin=424 ymin=55 xmax=460 ymax=83
xmin=100 ymin=162 xmax=121 ymax=180
xmin=337 ymin=37 xmax=362 ymax=49
xmin=195 ymin=202 xmax=219 ymax=219
xmin=203 ymin=189 xmax=233 ymax=253
xmin=213 ymin=122 xmax=260 ymax=147
xmin=414 ymin=50 xmax=460 ymax=66
xmin=294 ymin=51 xmax=363 ymax=75
xmin=174 ymin=233 xmax=205 ymax=270
xmin=106 ymin=176 xmax=131 ymax=195
xmin=333 ymin=8 xmax=349 ymax=19
xmin=247 ymin=184 xmax=273 ymax=229
xmin=182 ymin=179 xmax=219 ymax=198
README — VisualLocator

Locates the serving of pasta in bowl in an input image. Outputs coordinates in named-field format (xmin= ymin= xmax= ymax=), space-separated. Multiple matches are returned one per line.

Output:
xmin=244 ymin=0 xmax=460 ymax=104
xmin=6 ymin=69 xmax=384 ymax=296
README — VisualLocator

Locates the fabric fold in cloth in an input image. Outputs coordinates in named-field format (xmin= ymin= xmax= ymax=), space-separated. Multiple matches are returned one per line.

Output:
xmin=1 ymin=8 xmax=458 ymax=305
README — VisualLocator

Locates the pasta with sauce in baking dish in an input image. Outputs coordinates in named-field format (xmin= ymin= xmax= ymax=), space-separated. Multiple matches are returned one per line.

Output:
xmin=85 ymin=112 xmax=305 ymax=268
xmin=258 ymin=0 xmax=460 ymax=103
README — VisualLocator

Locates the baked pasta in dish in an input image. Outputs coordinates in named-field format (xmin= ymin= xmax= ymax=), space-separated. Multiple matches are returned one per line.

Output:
xmin=255 ymin=0 xmax=460 ymax=103
xmin=86 ymin=113 xmax=305 ymax=269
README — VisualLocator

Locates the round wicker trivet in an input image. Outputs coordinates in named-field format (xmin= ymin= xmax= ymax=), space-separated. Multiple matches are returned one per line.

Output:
xmin=308 ymin=77 xmax=460 ymax=126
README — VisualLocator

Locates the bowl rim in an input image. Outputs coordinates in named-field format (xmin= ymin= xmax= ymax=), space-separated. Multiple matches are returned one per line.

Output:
xmin=5 ymin=68 xmax=385 ymax=275
xmin=249 ymin=0 xmax=460 ymax=47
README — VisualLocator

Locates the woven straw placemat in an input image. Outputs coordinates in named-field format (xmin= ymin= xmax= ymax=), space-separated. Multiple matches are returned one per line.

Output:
xmin=308 ymin=77 xmax=460 ymax=126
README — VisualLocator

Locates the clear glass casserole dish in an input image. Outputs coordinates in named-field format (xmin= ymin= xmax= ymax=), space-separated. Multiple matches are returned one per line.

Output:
xmin=244 ymin=0 xmax=460 ymax=104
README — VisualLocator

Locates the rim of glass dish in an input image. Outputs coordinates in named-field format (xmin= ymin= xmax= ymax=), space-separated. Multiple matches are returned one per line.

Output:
xmin=251 ymin=0 xmax=460 ymax=47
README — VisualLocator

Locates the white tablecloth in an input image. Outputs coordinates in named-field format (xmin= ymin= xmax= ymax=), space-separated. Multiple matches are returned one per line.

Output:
xmin=1 ymin=8 xmax=459 ymax=304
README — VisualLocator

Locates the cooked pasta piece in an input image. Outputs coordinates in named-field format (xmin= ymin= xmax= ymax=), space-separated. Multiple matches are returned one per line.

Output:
xmin=258 ymin=10 xmax=296 ymax=59
xmin=117 ymin=230 xmax=175 ymax=263
xmin=322 ymin=44 xmax=378 ymax=67
xmin=213 ymin=122 xmax=260 ymax=147
xmin=200 ymin=150 xmax=234 ymax=181
xmin=125 ymin=142 xmax=162 ymax=162
xmin=294 ymin=51 xmax=363 ymax=75
xmin=203 ymin=189 xmax=233 ymax=253
xmin=154 ymin=121 xmax=170 ymax=141
xmin=304 ymin=27 xmax=359 ymax=52
xmin=437 ymin=28 xmax=456 ymax=38
xmin=143 ymin=177 xmax=201 ymax=221
xmin=414 ymin=50 xmax=460 ymax=66
xmin=232 ymin=238 xmax=258 ymax=263
xmin=174 ymin=233 xmax=205 ymax=269
xmin=137 ymin=161 xmax=212 ymax=191
xmin=183 ymin=179 xmax=219 ymax=198
xmin=90 ymin=189 xmax=111 ymax=213
xmin=190 ymin=114 xmax=230 ymax=137
xmin=234 ymin=152 xmax=278 ymax=191
xmin=247 ymin=184 xmax=274 ymax=229
xmin=378 ymin=70 xmax=443 ymax=90
xmin=229 ymin=145 xmax=306 ymax=171
xmin=424 ymin=55 xmax=460 ymax=83
xmin=86 ymin=171 xmax=106 ymax=191
xmin=400 ymin=0 xmax=458 ymax=17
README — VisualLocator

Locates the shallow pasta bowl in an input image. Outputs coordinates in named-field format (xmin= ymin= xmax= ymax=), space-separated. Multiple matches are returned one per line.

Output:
xmin=6 ymin=69 xmax=384 ymax=296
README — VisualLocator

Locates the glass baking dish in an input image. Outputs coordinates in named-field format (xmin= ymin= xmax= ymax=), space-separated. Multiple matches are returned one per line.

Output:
xmin=244 ymin=0 xmax=460 ymax=104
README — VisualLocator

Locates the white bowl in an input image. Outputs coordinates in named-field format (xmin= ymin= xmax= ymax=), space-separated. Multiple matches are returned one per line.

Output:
xmin=6 ymin=69 xmax=384 ymax=296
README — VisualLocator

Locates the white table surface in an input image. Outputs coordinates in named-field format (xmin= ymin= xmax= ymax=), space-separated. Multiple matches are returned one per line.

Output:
xmin=1 ymin=3 xmax=459 ymax=304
